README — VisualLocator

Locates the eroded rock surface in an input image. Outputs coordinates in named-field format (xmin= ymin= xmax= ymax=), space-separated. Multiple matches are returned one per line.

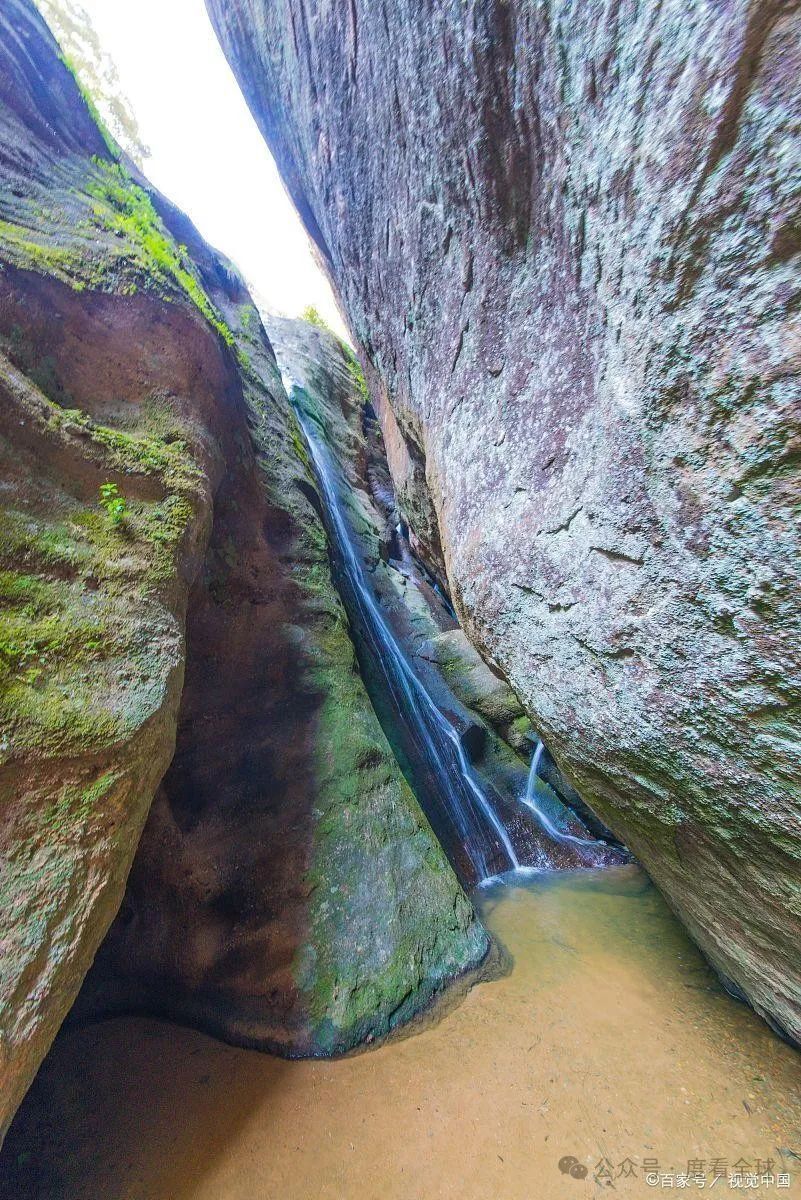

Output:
xmin=267 ymin=315 xmax=625 ymax=882
xmin=208 ymin=0 xmax=801 ymax=1038
xmin=77 ymin=300 xmax=487 ymax=1055
xmin=0 ymin=0 xmax=486 ymax=1136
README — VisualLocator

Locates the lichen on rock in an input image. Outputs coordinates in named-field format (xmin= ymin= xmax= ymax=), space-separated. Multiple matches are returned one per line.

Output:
xmin=207 ymin=0 xmax=801 ymax=1041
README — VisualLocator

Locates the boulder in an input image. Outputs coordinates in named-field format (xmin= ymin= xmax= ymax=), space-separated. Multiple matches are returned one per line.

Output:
xmin=207 ymin=0 xmax=801 ymax=1039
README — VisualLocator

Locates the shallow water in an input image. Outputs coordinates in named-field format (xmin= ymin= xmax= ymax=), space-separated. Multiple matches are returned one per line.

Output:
xmin=3 ymin=866 xmax=801 ymax=1199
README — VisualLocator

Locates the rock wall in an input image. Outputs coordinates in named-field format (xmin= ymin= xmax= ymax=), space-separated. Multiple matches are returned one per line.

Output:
xmin=75 ymin=303 xmax=487 ymax=1055
xmin=267 ymin=314 xmax=625 ymax=880
xmin=207 ymin=0 xmax=801 ymax=1039
xmin=0 ymin=0 xmax=486 ymax=1136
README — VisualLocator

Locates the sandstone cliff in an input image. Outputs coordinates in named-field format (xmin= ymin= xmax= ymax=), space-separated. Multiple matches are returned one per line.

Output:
xmin=207 ymin=0 xmax=801 ymax=1039
xmin=0 ymin=0 xmax=486 ymax=1136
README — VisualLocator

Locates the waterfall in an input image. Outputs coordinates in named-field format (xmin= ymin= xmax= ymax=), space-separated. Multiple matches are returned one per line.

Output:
xmin=522 ymin=739 xmax=598 ymax=849
xmin=286 ymin=377 xmax=519 ymax=883
xmin=527 ymin=740 xmax=545 ymax=794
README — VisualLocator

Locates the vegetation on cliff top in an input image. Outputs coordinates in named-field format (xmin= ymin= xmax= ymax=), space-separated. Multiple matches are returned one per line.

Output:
xmin=86 ymin=159 xmax=235 ymax=346
xmin=0 ymin=156 xmax=235 ymax=352
xmin=300 ymin=305 xmax=368 ymax=406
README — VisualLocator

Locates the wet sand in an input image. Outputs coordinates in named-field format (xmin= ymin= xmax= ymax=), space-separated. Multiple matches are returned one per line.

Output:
xmin=2 ymin=866 xmax=800 ymax=1199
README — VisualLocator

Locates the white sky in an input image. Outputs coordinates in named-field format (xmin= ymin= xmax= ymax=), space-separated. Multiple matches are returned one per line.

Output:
xmin=74 ymin=0 xmax=347 ymax=336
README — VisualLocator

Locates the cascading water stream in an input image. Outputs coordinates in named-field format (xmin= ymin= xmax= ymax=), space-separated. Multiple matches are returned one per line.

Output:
xmin=285 ymin=377 xmax=519 ymax=883
xmin=523 ymin=739 xmax=601 ymax=850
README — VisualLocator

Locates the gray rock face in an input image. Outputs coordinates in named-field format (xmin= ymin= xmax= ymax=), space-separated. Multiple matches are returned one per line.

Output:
xmin=208 ymin=0 xmax=801 ymax=1039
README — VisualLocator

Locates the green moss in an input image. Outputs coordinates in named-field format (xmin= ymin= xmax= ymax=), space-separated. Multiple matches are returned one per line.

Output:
xmin=41 ymin=769 xmax=121 ymax=837
xmin=1 ymin=669 xmax=127 ymax=761
xmin=342 ymin=343 xmax=369 ymax=406
xmin=240 ymin=303 xmax=260 ymax=332
xmin=299 ymin=308 xmax=369 ymax=405
xmin=0 ymin=385 xmax=202 ymax=760
xmin=0 ymin=511 xmax=85 ymax=576
xmin=139 ymin=493 xmax=195 ymax=583
xmin=0 ymin=543 xmax=123 ymax=755
xmin=4 ymin=381 xmax=203 ymax=588
xmin=48 ymin=403 xmax=200 ymax=485
xmin=0 ymin=163 xmax=238 ymax=352
xmin=0 ymin=571 xmax=56 ymax=614
xmin=262 ymin=352 xmax=492 ymax=1051
xmin=59 ymin=53 xmax=121 ymax=161
xmin=287 ymin=589 xmax=486 ymax=1048
xmin=0 ymin=218 xmax=87 ymax=282
xmin=0 ymin=607 xmax=107 ymax=682
xmin=509 ymin=714 xmax=533 ymax=745
xmin=289 ymin=419 xmax=312 ymax=471
xmin=86 ymin=160 xmax=235 ymax=346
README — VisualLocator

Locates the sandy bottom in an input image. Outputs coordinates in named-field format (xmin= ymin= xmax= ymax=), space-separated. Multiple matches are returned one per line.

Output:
xmin=2 ymin=866 xmax=801 ymax=1199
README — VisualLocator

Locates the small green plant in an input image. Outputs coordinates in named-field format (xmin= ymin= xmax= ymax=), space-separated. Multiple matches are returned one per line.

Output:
xmin=300 ymin=306 xmax=369 ymax=404
xmin=342 ymin=344 xmax=369 ymax=405
xmin=300 ymin=304 xmax=330 ymax=330
xmin=99 ymin=482 xmax=128 ymax=527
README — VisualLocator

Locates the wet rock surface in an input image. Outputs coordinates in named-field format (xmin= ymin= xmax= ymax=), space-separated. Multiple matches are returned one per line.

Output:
xmin=266 ymin=316 xmax=624 ymax=883
xmin=74 ymin=296 xmax=488 ymax=1063
xmin=208 ymin=0 xmax=801 ymax=1039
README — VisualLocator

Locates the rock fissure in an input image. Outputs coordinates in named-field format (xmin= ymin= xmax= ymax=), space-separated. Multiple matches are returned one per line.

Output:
xmin=0 ymin=0 xmax=800 ymax=1155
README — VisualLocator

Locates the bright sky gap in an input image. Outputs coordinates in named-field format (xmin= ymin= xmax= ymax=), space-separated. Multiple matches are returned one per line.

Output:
xmin=37 ymin=0 xmax=347 ymax=337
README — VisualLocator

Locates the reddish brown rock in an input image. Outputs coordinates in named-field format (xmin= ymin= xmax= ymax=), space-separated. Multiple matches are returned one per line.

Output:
xmin=0 ymin=0 xmax=486 ymax=1138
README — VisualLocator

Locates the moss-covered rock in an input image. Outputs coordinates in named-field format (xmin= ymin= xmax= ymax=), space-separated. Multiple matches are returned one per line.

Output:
xmin=263 ymin=315 xmax=613 ymax=883
xmin=75 ymin=292 xmax=488 ymax=1056
xmin=0 ymin=0 xmax=486 ymax=1137
xmin=0 ymin=0 xmax=218 ymax=1123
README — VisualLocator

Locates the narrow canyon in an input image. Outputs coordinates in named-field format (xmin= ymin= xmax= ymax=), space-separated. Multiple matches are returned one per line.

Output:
xmin=0 ymin=0 xmax=799 ymax=1196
